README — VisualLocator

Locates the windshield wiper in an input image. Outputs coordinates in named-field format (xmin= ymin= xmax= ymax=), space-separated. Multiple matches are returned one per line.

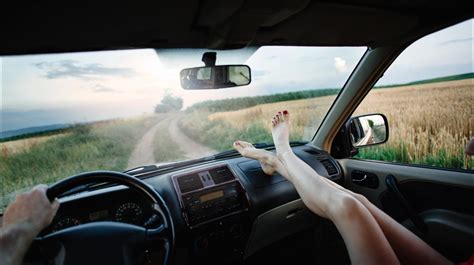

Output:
xmin=124 ymin=158 xmax=215 ymax=176
xmin=211 ymin=140 xmax=309 ymax=159
xmin=209 ymin=142 xmax=272 ymax=160
xmin=49 ymin=141 xmax=310 ymax=196
xmin=124 ymin=141 xmax=309 ymax=177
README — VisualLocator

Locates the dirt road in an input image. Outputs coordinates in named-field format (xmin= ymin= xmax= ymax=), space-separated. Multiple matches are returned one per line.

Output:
xmin=127 ymin=115 xmax=216 ymax=169
xmin=127 ymin=118 xmax=168 ymax=169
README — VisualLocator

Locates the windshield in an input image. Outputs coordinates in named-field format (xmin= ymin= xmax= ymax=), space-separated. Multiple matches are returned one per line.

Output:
xmin=0 ymin=46 xmax=366 ymax=209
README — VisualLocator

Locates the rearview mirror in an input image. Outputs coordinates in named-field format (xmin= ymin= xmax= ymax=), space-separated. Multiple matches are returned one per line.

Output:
xmin=180 ymin=65 xmax=251 ymax=90
xmin=350 ymin=114 xmax=389 ymax=148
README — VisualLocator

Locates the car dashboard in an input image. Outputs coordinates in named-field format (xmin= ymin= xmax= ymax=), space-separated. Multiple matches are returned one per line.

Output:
xmin=45 ymin=145 xmax=343 ymax=264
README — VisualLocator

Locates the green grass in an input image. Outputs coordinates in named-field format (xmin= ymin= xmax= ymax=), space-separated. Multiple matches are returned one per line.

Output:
xmin=178 ymin=111 xmax=300 ymax=152
xmin=0 ymin=116 xmax=161 ymax=210
xmin=355 ymin=144 xmax=472 ymax=169
xmin=153 ymin=121 xmax=185 ymax=162
xmin=179 ymin=114 xmax=270 ymax=151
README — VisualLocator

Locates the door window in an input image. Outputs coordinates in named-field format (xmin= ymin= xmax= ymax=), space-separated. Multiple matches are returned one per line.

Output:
xmin=352 ymin=19 xmax=473 ymax=170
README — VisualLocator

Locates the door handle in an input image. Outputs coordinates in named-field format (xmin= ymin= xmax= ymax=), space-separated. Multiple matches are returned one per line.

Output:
xmin=385 ymin=174 xmax=428 ymax=234
xmin=351 ymin=171 xmax=379 ymax=189
xmin=352 ymin=174 xmax=367 ymax=182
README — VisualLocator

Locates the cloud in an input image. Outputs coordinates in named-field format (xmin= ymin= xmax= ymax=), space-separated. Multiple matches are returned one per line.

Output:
xmin=92 ymin=84 xmax=117 ymax=93
xmin=334 ymin=57 xmax=347 ymax=73
xmin=33 ymin=60 xmax=136 ymax=80
xmin=439 ymin=37 xmax=473 ymax=46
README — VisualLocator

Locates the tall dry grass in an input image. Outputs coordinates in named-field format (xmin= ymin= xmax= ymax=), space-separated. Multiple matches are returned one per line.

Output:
xmin=354 ymin=79 xmax=473 ymax=169
xmin=181 ymin=79 xmax=473 ymax=169
xmin=207 ymin=95 xmax=338 ymax=141
xmin=0 ymin=134 xmax=67 ymax=156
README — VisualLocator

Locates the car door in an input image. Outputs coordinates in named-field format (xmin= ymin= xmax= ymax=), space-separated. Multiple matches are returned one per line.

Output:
xmin=335 ymin=19 xmax=474 ymax=263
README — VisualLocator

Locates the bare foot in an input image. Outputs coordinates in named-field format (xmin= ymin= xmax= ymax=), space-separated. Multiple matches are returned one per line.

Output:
xmin=271 ymin=110 xmax=292 ymax=157
xmin=233 ymin=140 xmax=278 ymax=175
xmin=233 ymin=140 xmax=292 ymax=180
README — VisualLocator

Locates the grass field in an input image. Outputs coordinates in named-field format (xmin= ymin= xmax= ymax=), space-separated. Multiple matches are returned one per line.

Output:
xmin=0 ymin=115 xmax=161 ymax=209
xmin=179 ymin=94 xmax=338 ymax=151
xmin=1 ymin=77 xmax=472 ymax=211
xmin=1 ymin=134 xmax=68 ymax=155
xmin=180 ymin=78 xmax=473 ymax=170
xmin=354 ymin=79 xmax=473 ymax=169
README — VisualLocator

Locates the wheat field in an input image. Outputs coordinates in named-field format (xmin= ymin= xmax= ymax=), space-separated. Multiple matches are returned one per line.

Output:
xmin=208 ymin=95 xmax=338 ymax=140
xmin=183 ymin=79 xmax=473 ymax=169
xmin=354 ymin=79 xmax=473 ymax=168
xmin=0 ymin=134 xmax=67 ymax=156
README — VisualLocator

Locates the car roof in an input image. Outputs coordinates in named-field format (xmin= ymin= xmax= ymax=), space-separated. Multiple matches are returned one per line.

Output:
xmin=2 ymin=0 xmax=472 ymax=55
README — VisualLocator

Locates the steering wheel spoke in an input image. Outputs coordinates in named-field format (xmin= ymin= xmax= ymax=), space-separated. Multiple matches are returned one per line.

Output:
xmin=146 ymin=223 xmax=166 ymax=240
xmin=30 ymin=170 xmax=175 ymax=265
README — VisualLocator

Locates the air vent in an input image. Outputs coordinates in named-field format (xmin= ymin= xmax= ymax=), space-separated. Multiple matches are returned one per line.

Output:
xmin=209 ymin=166 xmax=235 ymax=184
xmin=177 ymin=173 xmax=204 ymax=193
xmin=319 ymin=159 xmax=338 ymax=176
xmin=303 ymin=148 xmax=320 ymax=155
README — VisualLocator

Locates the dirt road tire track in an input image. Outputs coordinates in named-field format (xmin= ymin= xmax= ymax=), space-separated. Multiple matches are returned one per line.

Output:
xmin=127 ymin=115 xmax=217 ymax=169
xmin=127 ymin=117 xmax=168 ymax=169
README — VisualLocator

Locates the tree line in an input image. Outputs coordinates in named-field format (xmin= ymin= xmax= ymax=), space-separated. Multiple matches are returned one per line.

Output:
xmin=186 ymin=88 xmax=340 ymax=112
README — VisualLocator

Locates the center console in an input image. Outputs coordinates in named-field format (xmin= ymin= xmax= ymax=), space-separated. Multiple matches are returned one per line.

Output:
xmin=172 ymin=164 xmax=250 ymax=229
xmin=172 ymin=164 xmax=251 ymax=263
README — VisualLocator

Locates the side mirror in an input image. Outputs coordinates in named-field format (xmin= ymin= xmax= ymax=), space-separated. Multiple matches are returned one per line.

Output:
xmin=349 ymin=114 xmax=389 ymax=148
xmin=180 ymin=65 xmax=251 ymax=90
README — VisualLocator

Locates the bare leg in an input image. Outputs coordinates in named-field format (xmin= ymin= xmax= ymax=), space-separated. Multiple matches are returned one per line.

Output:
xmin=235 ymin=110 xmax=450 ymax=265
xmin=341 ymin=190 xmax=451 ymax=264
xmin=270 ymin=110 xmax=399 ymax=265
xmin=312 ymin=173 xmax=451 ymax=264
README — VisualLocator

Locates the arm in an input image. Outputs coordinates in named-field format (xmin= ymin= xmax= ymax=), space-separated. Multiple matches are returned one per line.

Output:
xmin=0 ymin=185 xmax=59 ymax=265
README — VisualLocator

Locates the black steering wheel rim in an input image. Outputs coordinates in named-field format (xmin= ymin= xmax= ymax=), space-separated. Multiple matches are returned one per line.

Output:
xmin=40 ymin=170 xmax=175 ymax=265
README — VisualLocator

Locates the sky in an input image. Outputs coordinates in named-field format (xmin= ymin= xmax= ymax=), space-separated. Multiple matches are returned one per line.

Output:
xmin=0 ymin=19 xmax=472 ymax=132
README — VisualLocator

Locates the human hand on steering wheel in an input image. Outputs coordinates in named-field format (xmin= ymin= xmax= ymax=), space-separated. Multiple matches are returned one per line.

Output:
xmin=1 ymin=185 xmax=60 ymax=265
xmin=2 ymin=171 xmax=175 ymax=265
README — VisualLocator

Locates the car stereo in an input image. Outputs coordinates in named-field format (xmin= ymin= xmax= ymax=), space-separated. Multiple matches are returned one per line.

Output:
xmin=172 ymin=164 xmax=249 ymax=228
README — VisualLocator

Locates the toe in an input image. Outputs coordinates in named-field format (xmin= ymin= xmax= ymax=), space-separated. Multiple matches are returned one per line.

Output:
xmin=233 ymin=141 xmax=241 ymax=149
xmin=277 ymin=111 xmax=283 ymax=122
xmin=283 ymin=110 xmax=289 ymax=119
xmin=278 ymin=111 xmax=285 ymax=122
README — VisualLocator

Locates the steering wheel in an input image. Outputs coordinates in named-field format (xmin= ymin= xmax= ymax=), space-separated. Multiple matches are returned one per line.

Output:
xmin=30 ymin=171 xmax=175 ymax=265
